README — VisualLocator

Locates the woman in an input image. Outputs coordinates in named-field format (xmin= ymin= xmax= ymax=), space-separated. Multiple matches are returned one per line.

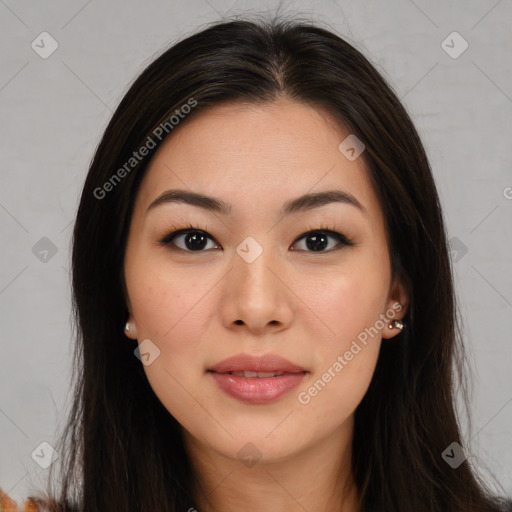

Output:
xmin=2 ymin=16 xmax=510 ymax=512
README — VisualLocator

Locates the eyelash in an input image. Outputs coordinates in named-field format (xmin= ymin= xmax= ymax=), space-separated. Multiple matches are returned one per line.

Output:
xmin=158 ymin=223 xmax=355 ymax=253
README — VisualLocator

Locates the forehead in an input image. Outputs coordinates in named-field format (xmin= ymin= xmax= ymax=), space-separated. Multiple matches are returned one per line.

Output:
xmin=134 ymin=98 xmax=381 ymax=221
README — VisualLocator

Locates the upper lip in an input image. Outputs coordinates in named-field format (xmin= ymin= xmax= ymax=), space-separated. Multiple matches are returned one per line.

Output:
xmin=208 ymin=353 xmax=306 ymax=374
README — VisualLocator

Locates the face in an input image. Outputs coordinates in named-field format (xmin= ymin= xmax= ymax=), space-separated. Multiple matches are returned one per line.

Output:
xmin=123 ymin=97 xmax=408 ymax=464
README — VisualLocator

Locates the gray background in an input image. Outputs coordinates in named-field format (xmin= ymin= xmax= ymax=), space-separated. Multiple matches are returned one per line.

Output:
xmin=1 ymin=0 xmax=511 ymax=503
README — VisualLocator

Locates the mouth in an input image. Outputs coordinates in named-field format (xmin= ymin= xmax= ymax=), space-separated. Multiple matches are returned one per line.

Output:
xmin=208 ymin=371 xmax=307 ymax=404
xmin=207 ymin=352 xmax=307 ymax=375
xmin=207 ymin=354 xmax=309 ymax=405
xmin=207 ymin=353 xmax=308 ymax=404
xmin=209 ymin=370 xmax=297 ymax=378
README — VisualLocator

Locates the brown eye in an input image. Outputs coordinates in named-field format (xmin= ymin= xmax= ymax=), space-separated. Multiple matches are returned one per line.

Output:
xmin=291 ymin=230 xmax=354 ymax=252
xmin=159 ymin=229 xmax=220 ymax=252
xmin=159 ymin=227 xmax=354 ymax=253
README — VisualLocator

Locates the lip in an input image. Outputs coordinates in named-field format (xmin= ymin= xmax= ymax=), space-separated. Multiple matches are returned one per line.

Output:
xmin=208 ymin=372 xmax=306 ymax=404
xmin=207 ymin=353 xmax=307 ymax=404
xmin=208 ymin=353 xmax=306 ymax=374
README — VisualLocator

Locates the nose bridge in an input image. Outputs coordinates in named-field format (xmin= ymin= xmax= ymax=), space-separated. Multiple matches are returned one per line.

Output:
xmin=219 ymin=233 xmax=292 ymax=331
xmin=233 ymin=234 xmax=278 ymax=296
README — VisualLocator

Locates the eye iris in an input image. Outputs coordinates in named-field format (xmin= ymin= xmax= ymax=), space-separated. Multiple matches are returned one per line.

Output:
xmin=306 ymin=232 xmax=328 ymax=251
xmin=185 ymin=231 xmax=208 ymax=251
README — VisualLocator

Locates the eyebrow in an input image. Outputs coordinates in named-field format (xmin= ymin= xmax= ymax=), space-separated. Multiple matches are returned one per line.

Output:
xmin=146 ymin=189 xmax=366 ymax=216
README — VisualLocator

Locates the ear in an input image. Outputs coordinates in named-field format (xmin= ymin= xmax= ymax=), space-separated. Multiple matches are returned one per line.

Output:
xmin=381 ymin=276 xmax=409 ymax=340
xmin=124 ymin=311 xmax=138 ymax=340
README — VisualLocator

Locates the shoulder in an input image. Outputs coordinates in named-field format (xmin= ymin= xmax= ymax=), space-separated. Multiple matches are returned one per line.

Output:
xmin=0 ymin=486 xmax=80 ymax=512
xmin=0 ymin=487 xmax=59 ymax=512
xmin=1 ymin=487 xmax=37 ymax=511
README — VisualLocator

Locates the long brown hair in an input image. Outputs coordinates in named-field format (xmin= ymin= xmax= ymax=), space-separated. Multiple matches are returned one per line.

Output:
xmin=30 ymin=16 xmax=510 ymax=511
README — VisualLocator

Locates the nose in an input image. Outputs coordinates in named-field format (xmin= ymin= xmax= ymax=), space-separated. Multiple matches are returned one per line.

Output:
xmin=218 ymin=246 xmax=294 ymax=335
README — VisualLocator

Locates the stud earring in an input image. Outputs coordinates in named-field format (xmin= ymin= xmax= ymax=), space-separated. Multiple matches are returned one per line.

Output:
xmin=124 ymin=322 xmax=130 ymax=332
xmin=389 ymin=319 xmax=404 ymax=331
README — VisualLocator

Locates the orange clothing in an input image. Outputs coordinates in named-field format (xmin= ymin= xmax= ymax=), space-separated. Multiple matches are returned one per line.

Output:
xmin=0 ymin=487 xmax=43 ymax=512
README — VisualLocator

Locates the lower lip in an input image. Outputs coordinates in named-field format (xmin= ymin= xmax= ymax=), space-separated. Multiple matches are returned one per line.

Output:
xmin=208 ymin=371 xmax=306 ymax=404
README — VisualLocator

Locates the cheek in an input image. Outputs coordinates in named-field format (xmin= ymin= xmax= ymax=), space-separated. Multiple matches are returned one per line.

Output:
xmin=125 ymin=255 xmax=225 ymax=410
xmin=128 ymin=263 xmax=212 ymax=350
xmin=295 ymin=342 xmax=380 ymax=435
xmin=293 ymin=276 xmax=385 ymax=429
xmin=291 ymin=251 xmax=389 ymax=422
xmin=125 ymin=265 xmax=214 ymax=423
xmin=292 ymin=251 xmax=391 ymax=343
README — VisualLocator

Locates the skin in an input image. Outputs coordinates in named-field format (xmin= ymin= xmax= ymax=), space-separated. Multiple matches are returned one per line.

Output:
xmin=123 ymin=97 xmax=409 ymax=512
